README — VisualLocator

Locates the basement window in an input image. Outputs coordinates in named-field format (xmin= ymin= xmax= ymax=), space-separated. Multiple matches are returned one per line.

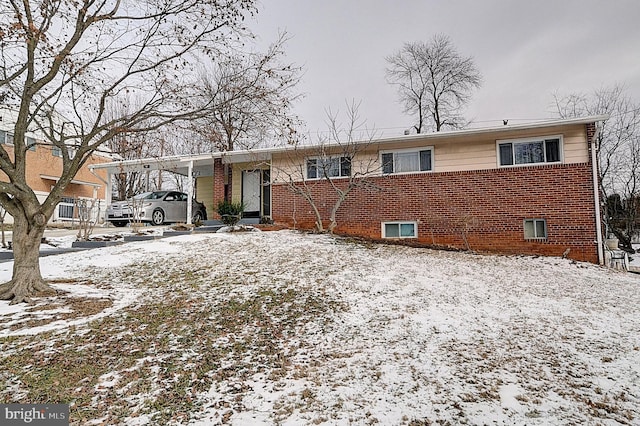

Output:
xmin=382 ymin=221 xmax=417 ymax=239
xmin=524 ymin=219 xmax=547 ymax=240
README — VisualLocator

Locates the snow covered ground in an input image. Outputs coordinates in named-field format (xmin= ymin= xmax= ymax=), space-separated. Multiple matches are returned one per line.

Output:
xmin=0 ymin=230 xmax=639 ymax=425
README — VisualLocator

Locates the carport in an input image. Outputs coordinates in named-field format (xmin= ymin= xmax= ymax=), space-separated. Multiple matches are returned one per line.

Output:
xmin=89 ymin=150 xmax=273 ymax=224
xmin=89 ymin=153 xmax=218 ymax=225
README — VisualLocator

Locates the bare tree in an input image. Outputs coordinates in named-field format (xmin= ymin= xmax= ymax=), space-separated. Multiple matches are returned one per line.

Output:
xmin=195 ymin=32 xmax=303 ymax=152
xmin=105 ymin=100 xmax=167 ymax=200
xmin=275 ymin=101 xmax=382 ymax=233
xmin=109 ymin=133 xmax=155 ymax=200
xmin=75 ymin=198 xmax=98 ymax=241
xmin=386 ymin=34 xmax=482 ymax=133
xmin=0 ymin=206 xmax=8 ymax=248
xmin=555 ymin=85 xmax=640 ymax=250
xmin=0 ymin=0 xmax=256 ymax=303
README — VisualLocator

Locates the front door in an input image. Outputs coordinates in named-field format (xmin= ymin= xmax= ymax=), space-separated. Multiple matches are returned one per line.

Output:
xmin=242 ymin=171 xmax=261 ymax=217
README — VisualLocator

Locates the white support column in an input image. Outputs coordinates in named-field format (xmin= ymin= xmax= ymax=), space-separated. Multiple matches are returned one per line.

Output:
xmin=105 ymin=170 xmax=113 ymax=206
xmin=186 ymin=161 xmax=194 ymax=225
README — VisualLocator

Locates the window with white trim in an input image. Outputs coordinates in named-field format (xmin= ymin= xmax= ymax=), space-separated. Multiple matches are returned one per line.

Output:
xmin=524 ymin=219 xmax=547 ymax=239
xmin=498 ymin=136 xmax=561 ymax=167
xmin=306 ymin=156 xmax=351 ymax=179
xmin=382 ymin=221 xmax=417 ymax=238
xmin=52 ymin=146 xmax=62 ymax=157
xmin=58 ymin=197 xmax=76 ymax=219
xmin=381 ymin=147 xmax=433 ymax=174
xmin=0 ymin=130 xmax=14 ymax=145
xmin=27 ymin=137 xmax=36 ymax=151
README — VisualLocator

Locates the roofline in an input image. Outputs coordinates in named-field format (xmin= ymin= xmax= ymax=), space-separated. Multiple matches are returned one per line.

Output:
xmin=90 ymin=115 xmax=609 ymax=170
xmin=250 ymin=114 xmax=610 ymax=153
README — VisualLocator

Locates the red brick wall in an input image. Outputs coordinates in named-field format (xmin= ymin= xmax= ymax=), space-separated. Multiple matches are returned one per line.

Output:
xmin=212 ymin=158 xmax=226 ymax=219
xmin=271 ymin=162 xmax=599 ymax=263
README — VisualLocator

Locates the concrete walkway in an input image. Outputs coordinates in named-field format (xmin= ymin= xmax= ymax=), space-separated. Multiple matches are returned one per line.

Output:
xmin=0 ymin=219 xmax=261 ymax=262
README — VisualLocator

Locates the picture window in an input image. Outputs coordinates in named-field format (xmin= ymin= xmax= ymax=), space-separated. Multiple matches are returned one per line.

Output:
xmin=498 ymin=137 xmax=561 ymax=166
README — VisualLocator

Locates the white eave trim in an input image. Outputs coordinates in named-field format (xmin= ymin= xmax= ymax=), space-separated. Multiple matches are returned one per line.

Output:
xmin=88 ymin=115 xmax=609 ymax=172
xmin=40 ymin=174 xmax=102 ymax=188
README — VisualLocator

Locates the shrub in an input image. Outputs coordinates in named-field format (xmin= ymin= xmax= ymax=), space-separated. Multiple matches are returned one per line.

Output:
xmin=217 ymin=201 xmax=244 ymax=226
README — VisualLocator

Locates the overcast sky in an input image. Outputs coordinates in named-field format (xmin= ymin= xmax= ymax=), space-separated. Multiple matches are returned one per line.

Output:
xmin=248 ymin=0 xmax=640 ymax=138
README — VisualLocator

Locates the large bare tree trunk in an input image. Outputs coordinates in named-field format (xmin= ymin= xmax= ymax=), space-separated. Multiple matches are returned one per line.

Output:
xmin=0 ymin=214 xmax=54 ymax=304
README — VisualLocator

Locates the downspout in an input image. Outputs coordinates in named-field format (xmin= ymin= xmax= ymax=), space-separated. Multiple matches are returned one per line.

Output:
xmin=591 ymin=123 xmax=604 ymax=265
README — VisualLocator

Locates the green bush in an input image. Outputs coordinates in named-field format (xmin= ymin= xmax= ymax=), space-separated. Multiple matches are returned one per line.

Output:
xmin=217 ymin=201 xmax=244 ymax=226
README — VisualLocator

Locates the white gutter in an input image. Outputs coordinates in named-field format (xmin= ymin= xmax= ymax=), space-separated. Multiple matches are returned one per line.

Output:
xmin=591 ymin=124 xmax=604 ymax=265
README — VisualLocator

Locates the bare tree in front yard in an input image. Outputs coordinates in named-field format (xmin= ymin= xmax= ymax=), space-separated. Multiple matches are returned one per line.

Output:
xmin=386 ymin=34 xmax=482 ymax=133
xmin=0 ymin=0 xmax=257 ymax=303
xmin=75 ymin=198 xmax=99 ymax=242
xmin=275 ymin=101 xmax=383 ymax=233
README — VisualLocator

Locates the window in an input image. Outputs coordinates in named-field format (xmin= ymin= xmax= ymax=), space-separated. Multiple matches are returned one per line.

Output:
xmin=306 ymin=156 xmax=351 ymax=179
xmin=382 ymin=221 xmax=417 ymax=238
xmin=524 ymin=219 xmax=547 ymax=239
xmin=58 ymin=197 xmax=75 ymax=219
xmin=27 ymin=137 xmax=36 ymax=151
xmin=498 ymin=136 xmax=561 ymax=166
xmin=0 ymin=130 xmax=14 ymax=145
xmin=52 ymin=146 xmax=62 ymax=157
xmin=381 ymin=147 xmax=433 ymax=174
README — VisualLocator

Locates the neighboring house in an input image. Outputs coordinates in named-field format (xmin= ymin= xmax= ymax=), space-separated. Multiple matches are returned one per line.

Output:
xmin=0 ymin=110 xmax=111 ymax=224
xmin=90 ymin=115 xmax=607 ymax=264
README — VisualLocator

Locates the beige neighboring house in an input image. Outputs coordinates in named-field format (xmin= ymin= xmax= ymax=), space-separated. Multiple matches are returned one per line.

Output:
xmin=0 ymin=108 xmax=112 ymax=224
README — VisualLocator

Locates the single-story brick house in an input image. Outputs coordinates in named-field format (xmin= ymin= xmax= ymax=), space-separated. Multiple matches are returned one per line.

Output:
xmin=91 ymin=115 xmax=608 ymax=264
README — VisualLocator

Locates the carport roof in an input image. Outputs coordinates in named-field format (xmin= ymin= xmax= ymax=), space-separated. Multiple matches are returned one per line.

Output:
xmin=88 ymin=151 xmax=272 ymax=176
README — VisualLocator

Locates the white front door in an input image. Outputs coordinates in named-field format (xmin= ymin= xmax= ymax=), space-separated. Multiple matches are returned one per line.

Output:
xmin=242 ymin=171 xmax=261 ymax=216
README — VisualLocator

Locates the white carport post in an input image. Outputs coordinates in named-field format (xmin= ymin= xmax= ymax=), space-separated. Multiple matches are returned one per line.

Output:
xmin=186 ymin=160 xmax=194 ymax=225
xmin=105 ymin=169 xmax=113 ymax=206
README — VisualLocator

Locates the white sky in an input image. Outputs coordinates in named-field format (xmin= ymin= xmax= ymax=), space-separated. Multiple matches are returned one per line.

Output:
xmin=249 ymin=0 xmax=640 ymax=137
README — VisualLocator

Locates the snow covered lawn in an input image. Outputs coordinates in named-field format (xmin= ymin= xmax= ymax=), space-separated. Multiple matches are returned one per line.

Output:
xmin=0 ymin=230 xmax=638 ymax=425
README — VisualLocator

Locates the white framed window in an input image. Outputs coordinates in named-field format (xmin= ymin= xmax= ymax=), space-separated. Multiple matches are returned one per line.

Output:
xmin=306 ymin=156 xmax=351 ymax=179
xmin=498 ymin=136 xmax=562 ymax=167
xmin=381 ymin=147 xmax=433 ymax=174
xmin=58 ymin=197 xmax=76 ymax=219
xmin=382 ymin=221 xmax=417 ymax=238
xmin=0 ymin=130 xmax=14 ymax=145
xmin=52 ymin=146 xmax=62 ymax=157
xmin=524 ymin=218 xmax=547 ymax=239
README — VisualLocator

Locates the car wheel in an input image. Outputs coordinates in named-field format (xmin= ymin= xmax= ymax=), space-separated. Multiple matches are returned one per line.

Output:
xmin=192 ymin=211 xmax=203 ymax=223
xmin=151 ymin=209 xmax=165 ymax=225
xmin=111 ymin=221 xmax=127 ymax=227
